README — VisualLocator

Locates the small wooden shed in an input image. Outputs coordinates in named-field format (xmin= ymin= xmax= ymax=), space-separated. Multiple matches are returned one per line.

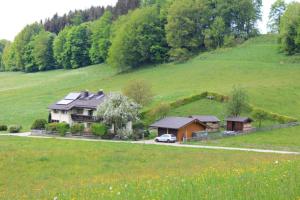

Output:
xmin=226 ymin=117 xmax=253 ymax=132
xmin=189 ymin=115 xmax=221 ymax=132
xmin=150 ymin=117 xmax=207 ymax=142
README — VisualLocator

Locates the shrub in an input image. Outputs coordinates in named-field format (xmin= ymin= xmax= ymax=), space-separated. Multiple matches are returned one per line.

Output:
xmin=46 ymin=123 xmax=69 ymax=136
xmin=31 ymin=119 xmax=47 ymax=130
xmin=46 ymin=123 xmax=58 ymax=132
xmin=70 ymin=124 xmax=85 ymax=135
xmin=0 ymin=125 xmax=8 ymax=131
xmin=224 ymin=35 xmax=236 ymax=47
xmin=252 ymin=109 xmax=268 ymax=127
xmin=9 ymin=125 xmax=22 ymax=133
xmin=131 ymin=121 xmax=149 ymax=140
xmin=57 ymin=123 xmax=70 ymax=136
xmin=148 ymin=131 xmax=157 ymax=139
xmin=168 ymin=48 xmax=192 ymax=63
xmin=91 ymin=123 xmax=107 ymax=137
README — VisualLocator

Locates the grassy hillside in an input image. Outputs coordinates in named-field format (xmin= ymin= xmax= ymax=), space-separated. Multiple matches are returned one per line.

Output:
xmin=0 ymin=35 xmax=300 ymax=129
xmin=0 ymin=136 xmax=299 ymax=199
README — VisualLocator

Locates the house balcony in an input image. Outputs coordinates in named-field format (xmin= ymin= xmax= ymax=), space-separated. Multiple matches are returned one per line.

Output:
xmin=71 ymin=114 xmax=99 ymax=122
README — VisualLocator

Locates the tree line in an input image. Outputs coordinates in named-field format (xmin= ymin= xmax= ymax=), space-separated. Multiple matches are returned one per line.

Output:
xmin=277 ymin=1 xmax=300 ymax=55
xmin=44 ymin=0 xmax=140 ymax=34
xmin=0 ymin=0 xmax=262 ymax=73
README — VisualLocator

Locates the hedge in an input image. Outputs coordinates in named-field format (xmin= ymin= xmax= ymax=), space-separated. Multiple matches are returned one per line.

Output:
xmin=249 ymin=105 xmax=298 ymax=124
xmin=9 ymin=125 xmax=22 ymax=133
xmin=91 ymin=123 xmax=107 ymax=137
xmin=46 ymin=122 xmax=70 ymax=136
xmin=70 ymin=124 xmax=85 ymax=135
xmin=142 ymin=91 xmax=298 ymax=125
xmin=0 ymin=125 xmax=7 ymax=131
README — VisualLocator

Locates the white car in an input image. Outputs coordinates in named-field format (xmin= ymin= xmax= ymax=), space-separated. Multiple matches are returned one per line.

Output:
xmin=155 ymin=134 xmax=177 ymax=143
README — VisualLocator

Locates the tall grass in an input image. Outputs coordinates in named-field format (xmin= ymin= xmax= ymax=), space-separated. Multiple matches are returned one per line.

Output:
xmin=0 ymin=136 xmax=298 ymax=199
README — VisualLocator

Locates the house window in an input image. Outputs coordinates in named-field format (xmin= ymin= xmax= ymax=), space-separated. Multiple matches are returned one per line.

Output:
xmin=53 ymin=110 xmax=58 ymax=114
xmin=76 ymin=109 xmax=84 ymax=115
xmin=62 ymin=110 xmax=68 ymax=114
xmin=88 ymin=110 xmax=93 ymax=116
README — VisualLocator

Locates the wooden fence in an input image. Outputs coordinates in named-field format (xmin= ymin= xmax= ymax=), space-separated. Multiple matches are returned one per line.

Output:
xmin=184 ymin=122 xmax=300 ymax=142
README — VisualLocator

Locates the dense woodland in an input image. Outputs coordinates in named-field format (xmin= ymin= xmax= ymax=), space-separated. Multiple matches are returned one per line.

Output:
xmin=0 ymin=0 xmax=298 ymax=73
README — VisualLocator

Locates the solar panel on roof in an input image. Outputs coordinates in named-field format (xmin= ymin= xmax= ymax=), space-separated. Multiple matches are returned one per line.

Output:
xmin=65 ymin=93 xmax=81 ymax=100
xmin=57 ymin=99 xmax=73 ymax=105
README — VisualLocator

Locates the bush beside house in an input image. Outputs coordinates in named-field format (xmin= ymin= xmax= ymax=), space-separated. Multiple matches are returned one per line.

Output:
xmin=31 ymin=119 xmax=47 ymax=130
xmin=57 ymin=123 xmax=70 ymax=136
xmin=70 ymin=124 xmax=85 ymax=135
xmin=91 ymin=123 xmax=107 ymax=137
xmin=46 ymin=122 xmax=70 ymax=136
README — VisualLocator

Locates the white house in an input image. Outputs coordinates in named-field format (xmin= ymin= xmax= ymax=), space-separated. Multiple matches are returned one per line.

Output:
xmin=48 ymin=90 xmax=132 ymax=132
xmin=48 ymin=90 xmax=105 ymax=129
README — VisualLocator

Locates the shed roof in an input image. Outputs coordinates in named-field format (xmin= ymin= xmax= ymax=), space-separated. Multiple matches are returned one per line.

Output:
xmin=190 ymin=115 xmax=220 ymax=122
xmin=150 ymin=117 xmax=205 ymax=129
xmin=226 ymin=117 xmax=253 ymax=123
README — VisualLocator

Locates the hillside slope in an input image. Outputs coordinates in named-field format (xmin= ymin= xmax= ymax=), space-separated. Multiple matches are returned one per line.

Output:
xmin=0 ymin=35 xmax=299 ymax=129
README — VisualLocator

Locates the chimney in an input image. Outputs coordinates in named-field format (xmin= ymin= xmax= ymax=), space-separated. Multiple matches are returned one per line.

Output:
xmin=98 ymin=89 xmax=104 ymax=96
xmin=81 ymin=90 xmax=89 ymax=98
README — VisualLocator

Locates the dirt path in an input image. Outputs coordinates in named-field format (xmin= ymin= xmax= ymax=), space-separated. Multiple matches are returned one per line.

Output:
xmin=2 ymin=133 xmax=300 ymax=155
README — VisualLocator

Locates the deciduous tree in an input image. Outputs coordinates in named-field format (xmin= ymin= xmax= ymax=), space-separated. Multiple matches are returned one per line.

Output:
xmin=89 ymin=11 xmax=113 ymax=64
xmin=123 ymin=79 xmax=154 ymax=105
xmin=227 ymin=87 xmax=249 ymax=117
xmin=279 ymin=2 xmax=300 ymax=55
xmin=97 ymin=93 xmax=140 ymax=135
xmin=268 ymin=0 xmax=287 ymax=33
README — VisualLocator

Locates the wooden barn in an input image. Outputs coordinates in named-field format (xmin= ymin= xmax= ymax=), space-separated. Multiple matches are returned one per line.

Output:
xmin=189 ymin=115 xmax=221 ymax=132
xmin=226 ymin=117 xmax=253 ymax=132
xmin=150 ymin=117 xmax=207 ymax=142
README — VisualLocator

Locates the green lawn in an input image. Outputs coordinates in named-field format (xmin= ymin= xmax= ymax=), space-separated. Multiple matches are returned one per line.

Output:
xmin=1 ymin=35 xmax=300 ymax=130
xmin=0 ymin=136 xmax=299 ymax=200
xmin=187 ymin=125 xmax=300 ymax=152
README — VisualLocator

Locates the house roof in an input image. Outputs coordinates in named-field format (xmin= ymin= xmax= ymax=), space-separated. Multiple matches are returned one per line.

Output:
xmin=226 ymin=117 xmax=253 ymax=123
xmin=48 ymin=91 xmax=106 ymax=111
xmin=190 ymin=115 xmax=220 ymax=122
xmin=150 ymin=117 xmax=206 ymax=129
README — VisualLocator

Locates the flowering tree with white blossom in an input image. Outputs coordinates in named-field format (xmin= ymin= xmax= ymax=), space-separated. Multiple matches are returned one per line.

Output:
xmin=97 ymin=92 xmax=140 ymax=135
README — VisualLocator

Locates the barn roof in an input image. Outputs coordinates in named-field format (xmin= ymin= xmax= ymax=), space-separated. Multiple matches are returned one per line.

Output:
xmin=150 ymin=117 xmax=206 ymax=129
xmin=226 ymin=117 xmax=253 ymax=123
xmin=190 ymin=115 xmax=220 ymax=122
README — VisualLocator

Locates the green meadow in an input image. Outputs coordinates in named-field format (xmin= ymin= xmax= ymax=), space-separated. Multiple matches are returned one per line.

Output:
xmin=0 ymin=35 xmax=300 ymax=199
xmin=0 ymin=136 xmax=299 ymax=200
xmin=0 ymin=35 xmax=300 ymax=130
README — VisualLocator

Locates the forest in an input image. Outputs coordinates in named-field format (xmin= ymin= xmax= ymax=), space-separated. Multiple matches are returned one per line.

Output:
xmin=0 ymin=0 xmax=298 ymax=73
